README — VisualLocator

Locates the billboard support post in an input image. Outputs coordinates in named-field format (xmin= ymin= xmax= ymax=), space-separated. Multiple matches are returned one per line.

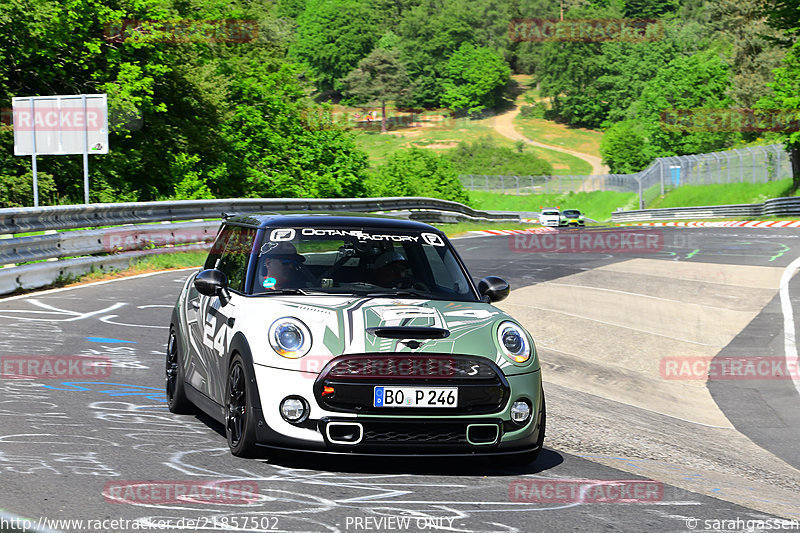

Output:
xmin=82 ymin=94 xmax=89 ymax=204
xmin=29 ymin=98 xmax=39 ymax=207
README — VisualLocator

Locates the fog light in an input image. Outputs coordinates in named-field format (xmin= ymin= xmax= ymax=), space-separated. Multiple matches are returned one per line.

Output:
xmin=280 ymin=397 xmax=307 ymax=423
xmin=510 ymin=400 xmax=531 ymax=424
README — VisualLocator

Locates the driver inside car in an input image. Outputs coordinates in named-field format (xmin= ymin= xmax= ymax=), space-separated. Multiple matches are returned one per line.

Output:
xmin=372 ymin=249 xmax=411 ymax=288
xmin=260 ymin=242 xmax=307 ymax=290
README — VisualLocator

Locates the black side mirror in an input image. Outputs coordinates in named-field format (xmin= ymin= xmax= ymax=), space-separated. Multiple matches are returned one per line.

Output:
xmin=194 ymin=269 xmax=231 ymax=306
xmin=478 ymin=276 xmax=510 ymax=303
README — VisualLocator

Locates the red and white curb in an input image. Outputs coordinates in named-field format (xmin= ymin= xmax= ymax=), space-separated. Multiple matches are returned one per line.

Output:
xmin=617 ymin=220 xmax=800 ymax=228
xmin=470 ymin=227 xmax=558 ymax=236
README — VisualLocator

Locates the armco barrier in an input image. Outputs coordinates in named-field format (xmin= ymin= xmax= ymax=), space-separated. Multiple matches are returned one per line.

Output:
xmin=0 ymin=197 xmax=515 ymax=234
xmin=611 ymin=196 xmax=800 ymax=222
xmin=0 ymin=197 xmax=521 ymax=296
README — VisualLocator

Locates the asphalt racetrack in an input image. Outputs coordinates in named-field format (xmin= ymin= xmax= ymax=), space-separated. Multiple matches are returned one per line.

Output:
xmin=0 ymin=226 xmax=798 ymax=533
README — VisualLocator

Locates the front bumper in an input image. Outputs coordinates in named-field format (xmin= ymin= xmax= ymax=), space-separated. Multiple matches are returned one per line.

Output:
xmin=251 ymin=361 xmax=543 ymax=456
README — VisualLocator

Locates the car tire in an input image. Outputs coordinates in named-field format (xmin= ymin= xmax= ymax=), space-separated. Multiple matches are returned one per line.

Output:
xmin=166 ymin=327 xmax=193 ymax=414
xmin=225 ymin=353 xmax=258 ymax=457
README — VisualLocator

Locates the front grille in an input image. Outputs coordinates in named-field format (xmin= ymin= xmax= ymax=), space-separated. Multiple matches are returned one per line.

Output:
xmin=315 ymin=353 xmax=510 ymax=415
xmin=326 ymin=355 xmax=498 ymax=380
xmin=363 ymin=425 xmax=467 ymax=445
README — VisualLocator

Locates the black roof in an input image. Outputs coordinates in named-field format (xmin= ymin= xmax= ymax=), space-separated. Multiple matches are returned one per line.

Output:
xmin=223 ymin=212 xmax=442 ymax=232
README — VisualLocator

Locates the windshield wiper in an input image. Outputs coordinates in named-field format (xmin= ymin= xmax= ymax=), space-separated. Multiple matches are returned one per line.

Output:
xmin=257 ymin=288 xmax=316 ymax=296
xmin=351 ymin=290 xmax=429 ymax=298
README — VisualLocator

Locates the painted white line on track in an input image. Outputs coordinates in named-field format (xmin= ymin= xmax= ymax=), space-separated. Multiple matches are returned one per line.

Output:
xmin=0 ymin=268 xmax=199 ymax=303
xmin=779 ymin=255 xmax=800 ymax=398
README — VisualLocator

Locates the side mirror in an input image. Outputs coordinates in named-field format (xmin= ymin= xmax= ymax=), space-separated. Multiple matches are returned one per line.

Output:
xmin=194 ymin=269 xmax=231 ymax=306
xmin=478 ymin=276 xmax=510 ymax=303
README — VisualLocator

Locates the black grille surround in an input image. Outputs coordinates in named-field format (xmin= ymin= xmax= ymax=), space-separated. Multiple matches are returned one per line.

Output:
xmin=313 ymin=353 xmax=510 ymax=416
xmin=319 ymin=418 xmax=504 ymax=450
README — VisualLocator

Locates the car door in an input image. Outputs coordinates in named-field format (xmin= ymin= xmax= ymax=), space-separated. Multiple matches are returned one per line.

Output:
xmin=187 ymin=225 xmax=256 ymax=404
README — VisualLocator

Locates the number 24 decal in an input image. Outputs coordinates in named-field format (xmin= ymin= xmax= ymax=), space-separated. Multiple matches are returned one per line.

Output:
xmin=203 ymin=317 xmax=228 ymax=357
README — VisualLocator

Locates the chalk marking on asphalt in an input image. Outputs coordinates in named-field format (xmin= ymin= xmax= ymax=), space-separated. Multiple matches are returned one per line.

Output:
xmin=98 ymin=314 xmax=169 ymax=329
xmin=0 ymin=300 xmax=125 ymax=322
xmin=0 ymin=268 xmax=198 ymax=303
xmin=779 ymin=255 xmax=800 ymax=398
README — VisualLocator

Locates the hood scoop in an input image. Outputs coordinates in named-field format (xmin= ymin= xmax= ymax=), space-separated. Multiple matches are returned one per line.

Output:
xmin=366 ymin=327 xmax=450 ymax=339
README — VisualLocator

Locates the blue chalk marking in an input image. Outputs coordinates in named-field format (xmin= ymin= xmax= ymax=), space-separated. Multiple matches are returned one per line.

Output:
xmin=87 ymin=337 xmax=136 ymax=344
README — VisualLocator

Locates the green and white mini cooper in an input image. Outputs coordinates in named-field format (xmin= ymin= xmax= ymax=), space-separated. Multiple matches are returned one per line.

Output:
xmin=167 ymin=213 xmax=545 ymax=460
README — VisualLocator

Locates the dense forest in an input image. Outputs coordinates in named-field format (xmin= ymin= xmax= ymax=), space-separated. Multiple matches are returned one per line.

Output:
xmin=0 ymin=0 xmax=798 ymax=206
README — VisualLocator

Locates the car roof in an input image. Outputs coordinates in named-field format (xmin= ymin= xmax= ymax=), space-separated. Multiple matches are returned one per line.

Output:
xmin=222 ymin=212 xmax=442 ymax=232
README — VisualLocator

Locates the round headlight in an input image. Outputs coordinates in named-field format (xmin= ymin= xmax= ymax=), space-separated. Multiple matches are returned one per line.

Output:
xmin=269 ymin=317 xmax=312 ymax=358
xmin=497 ymin=321 xmax=531 ymax=363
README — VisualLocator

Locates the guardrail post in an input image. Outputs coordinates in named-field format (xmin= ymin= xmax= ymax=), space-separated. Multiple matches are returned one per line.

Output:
xmin=638 ymin=178 xmax=644 ymax=209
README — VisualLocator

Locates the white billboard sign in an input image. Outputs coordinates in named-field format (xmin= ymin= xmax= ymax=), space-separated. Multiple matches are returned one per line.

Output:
xmin=12 ymin=94 xmax=108 ymax=206
xmin=13 ymin=94 xmax=108 ymax=155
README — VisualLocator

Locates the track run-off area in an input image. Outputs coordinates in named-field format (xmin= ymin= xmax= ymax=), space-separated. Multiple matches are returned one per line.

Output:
xmin=0 ymin=225 xmax=798 ymax=533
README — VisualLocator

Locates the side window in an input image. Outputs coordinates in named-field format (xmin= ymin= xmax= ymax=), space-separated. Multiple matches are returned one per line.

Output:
xmin=209 ymin=226 xmax=256 ymax=293
xmin=421 ymin=244 xmax=471 ymax=295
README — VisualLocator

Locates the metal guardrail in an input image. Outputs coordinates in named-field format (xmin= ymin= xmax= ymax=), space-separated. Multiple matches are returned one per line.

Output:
xmin=611 ymin=196 xmax=800 ymax=222
xmin=0 ymin=197 xmax=522 ymax=296
xmin=0 ymin=197 xmax=514 ymax=234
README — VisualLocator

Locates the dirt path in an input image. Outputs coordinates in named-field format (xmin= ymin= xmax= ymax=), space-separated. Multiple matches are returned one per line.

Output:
xmin=492 ymin=106 xmax=609 ymax=175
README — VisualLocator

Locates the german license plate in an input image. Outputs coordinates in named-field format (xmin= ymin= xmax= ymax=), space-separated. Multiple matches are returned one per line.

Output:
xmin=373 ymin=386 xmax=458 ymax=407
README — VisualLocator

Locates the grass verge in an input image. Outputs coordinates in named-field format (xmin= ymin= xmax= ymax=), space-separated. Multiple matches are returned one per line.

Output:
xmin=646 ymin=179 xmax=798 ymax=209
xmin=513 ymin=116 xmax=604 ymax=158
xmin=469 ymin=190 xmax=638 ymax=222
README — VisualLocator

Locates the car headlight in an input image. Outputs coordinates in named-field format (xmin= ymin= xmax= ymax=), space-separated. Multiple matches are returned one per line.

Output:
xmin=497 ymin=321 xmax=531 ymax=363
xmin=269 ymin=317 xmax=312 ymax=358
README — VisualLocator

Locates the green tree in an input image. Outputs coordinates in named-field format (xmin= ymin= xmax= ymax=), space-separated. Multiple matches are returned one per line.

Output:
xmin=761 ymin=0 xmax=800 ymax=187
xmin=441 ymin=43 xmax=511 ymax=114
xmin=761 ymin=42 xmax=800 ymax=188
xmin=600 ymin=120 xmax=656 ymax=172
xmin=623 ymin=0 xmax=679 ymax=18
xmin=290 ymin=0 xmax=381 ymax=93
xmin=446 ymin=136 xmax=553 ymax=176
xmin=630 ymin=50 xmax=736 ymax=156
xmin=342 ymin=48 xmax=410 ymax=133
xmin=710 ymin=0 xmax=785 ymax=108
xmin=371 ymin=148 xmax=469 ymax=204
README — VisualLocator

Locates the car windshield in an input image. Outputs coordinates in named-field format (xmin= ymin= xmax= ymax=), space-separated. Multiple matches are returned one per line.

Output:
xmin=542 ymin=210 xmax=559 ymax=215
xmin=251 ymin=227 xmax=478 ymax=301
xmin=563 ymin=210 xmax=580 ymax=217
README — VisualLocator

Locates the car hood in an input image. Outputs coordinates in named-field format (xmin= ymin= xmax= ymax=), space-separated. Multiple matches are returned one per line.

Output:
xmin=246 ymin=296 xmax=538 ymax=375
